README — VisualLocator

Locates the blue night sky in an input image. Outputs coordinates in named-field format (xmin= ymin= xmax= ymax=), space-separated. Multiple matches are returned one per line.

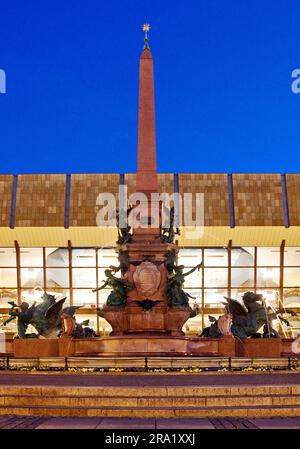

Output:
xmin=0 ymin=0 xmax=300 ymax=175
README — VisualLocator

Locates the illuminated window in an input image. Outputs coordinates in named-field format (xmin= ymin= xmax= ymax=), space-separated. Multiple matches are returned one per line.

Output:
xmin=21 ymin=289 xmax=70 ymax=306
xmin=257 ymin=267 xmax=280 ymax=287
xmin=284 ymin=268 xmax=300 ymax=287
xmin=72 ymin=249 xmax=96 ymax=267
xmin=284 ymin=248 xmax=300 ymax=266
xmin=284 ymin=288 xmax=300 ymax=307
xmin=204 ymin=289 xmax=228 ymax=307
xmin=20 ymin=248 xmax=43 ymax=267
xmin=231 ymin=289 xmax=251 ymax=302
xmin=231 ymin=268 xmax=254 ymax=288
xmin=178 ymin=248 xmax=202 ymax=266
xmin=0 ymin=289 xmax=18 ymax=305
xmin=45 ymin=248 xmax=69 ymax=267
xmin=182 ymin=268 xmax=202 ymax=288
xmin=97 ymin=248 xmax=118 ymax=267
xmin=75 ymin=314 xmax=97 ymax=331
xmin=97 ymin=289 xmax=110 ymax=305
xmin=231 ymin=247 xmax=255 ymax=267
xmin=98 ymin=268 xmax=116 ymax=286
xmin=204 ymin=268 xmax=228 ymax=287
xmin=184 ymin=289 xmax=202 ymax=305
xmin=46 ymin=268 xmax=69 ymax=288
xmin=0 ymin=268 xmax=17 ymax=288
xmin=72 ymin=289 xmax=97 ymax=307
xmin=204 ymin=248 xmax=228 ymax=266
xmin=256 ymin=289 xmax=279 ymax=307
xmin=72 ymin=268 xmax=97 ymax=288
xmin=20 ymin=268 xmax=43 ymax=288
xmin=257 ymin=247 xmax=280 ymax=266
xmin=0 ymin=248 xmax=16 ymax=267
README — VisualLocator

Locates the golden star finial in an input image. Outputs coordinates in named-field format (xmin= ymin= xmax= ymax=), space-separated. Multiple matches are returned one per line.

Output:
xmin=142 ymin=23 xmax=150 ymax=48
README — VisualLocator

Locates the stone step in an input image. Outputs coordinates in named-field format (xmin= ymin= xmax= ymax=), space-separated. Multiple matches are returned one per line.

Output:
xmin=0 ymin=404 xmax=300 ymax=418
xmin=1 ymin=383 xmax=299 ymax=418
xmin=0 ymin=384 xmax=299 ymax=398
xmin=0 ymin=394 xmax=300 ymax=408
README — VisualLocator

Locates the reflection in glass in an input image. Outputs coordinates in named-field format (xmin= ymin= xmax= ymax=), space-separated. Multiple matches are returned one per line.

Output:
xmin=72 ymin=268 xmax=96 ymax=288
xmin=98 ymin=268 xmax=116 ymax=286
xmin=76 ymin=314 xmax=97 ymax=331
xmin=20 ymin=248 xmax=43 ymax=267
xmin=284 ymin=248 xmax=300 ymax=266
xmin=203 ymin=314 xmax=219 ymax=328
xmin=184 ymin=289 xmax=202 ymax=306
xmin=257 ymin=267 xmax=280 ymax=287
xmin=284 ymin=268 xmax=300 ymax=287
xmin=98 ymin=317 xmax=112 ymax=334
xmin=0 ymin=288 xmax=18 ymax=305
xmin=231 ymin=268 xmax=254 ymax=288
xmin=21 ymin=288 xmax=69 ymax=306
xmin=96 ymin=289 xmax=111 ymax=305
xmin=73 ymin=289 xmax=97 ymax=307
xmin=0 ymin=248 xmax=16 ymax=267
xmin=284 ymin=288 xmax=300 ymax=307
xmin=204 ymin=289 xmax=228 ymax=307
xmin=256 ymin=289 xmax=279 ymax=307
xmin=178 ymin=248 xmax=202 ymax=266
xmin=204 ymin=248 xmax=228 ymax=267
xmin=45 ymin=248 xmax=69 ymax=267
xmin=46 ymin=268 xmax=69 ymax=288
xmin=21 ymin=288 xmax=46 ymax=303
xmin=0 ymin=268 xmax=17 ymax=288
xmin=231 ymin=289 xmax=250 ymax=302
xmin=72 ymin=249 xmax=96 ymax=267
xmin=182 ymin=269 xmax=202 ymax=288
xmin=257 ymin=247 xmax=280 ymax=266
xmin=97 ymin=249 xmax=118 ymax=267
xmin=204 ymin=268 xmax=227 ymax=287
xmin=20 ymin=268 xmax=43 ymax=288
xmin=231 ymin=247 xmax=255 ymax=267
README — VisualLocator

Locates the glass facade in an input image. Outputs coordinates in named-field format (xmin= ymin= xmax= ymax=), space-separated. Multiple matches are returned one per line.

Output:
xmin=1 ymin=246 xmax=300 ymax=337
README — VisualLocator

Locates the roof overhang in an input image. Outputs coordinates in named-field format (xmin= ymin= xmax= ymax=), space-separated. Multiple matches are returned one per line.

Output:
xmin=1 ymin=226 xmax=300 ymax=247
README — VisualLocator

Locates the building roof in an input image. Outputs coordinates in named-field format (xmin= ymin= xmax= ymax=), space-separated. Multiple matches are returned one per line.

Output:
xmin=1 ymin=172 xmax=300 ymax=247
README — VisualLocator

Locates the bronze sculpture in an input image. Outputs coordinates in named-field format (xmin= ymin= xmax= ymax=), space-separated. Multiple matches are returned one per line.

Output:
xmin=201 ymin=291 xmax=300 ymax=338
xmin=3 ymin=301 xmax=37 ymax=339
xmin=93 ymin=269 xmax=134 ymax=307
xmin=2 ymin=292 xmax=97 ymax=339
xmin=165 ymin=262 xmax=202 ymax=307
xmin=161 ymin=205 xmax=180 ymax=243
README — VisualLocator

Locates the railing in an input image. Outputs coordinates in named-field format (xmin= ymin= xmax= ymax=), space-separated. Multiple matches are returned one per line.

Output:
xmin=0 ymin=355 xmax=300 ymax=372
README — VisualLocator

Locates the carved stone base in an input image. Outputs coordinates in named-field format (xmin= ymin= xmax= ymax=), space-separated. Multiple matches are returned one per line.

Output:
xmin=10 ymin=336 xmax=289 ymax=358
xmin=99 ymin=305 xmax=194 ymax=337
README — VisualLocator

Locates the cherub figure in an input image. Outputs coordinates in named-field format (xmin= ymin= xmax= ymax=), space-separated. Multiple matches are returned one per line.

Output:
xmin=93 ymin=269 xmax=134 ymax=307
xmin=161 ymin=205 xmax=180 ymax=243
xmin=165 ymin=263 xmax=202 ymax=307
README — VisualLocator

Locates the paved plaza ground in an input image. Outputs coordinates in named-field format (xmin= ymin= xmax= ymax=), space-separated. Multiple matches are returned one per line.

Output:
xmin=0 ymin=415 xmax=300 ymax=429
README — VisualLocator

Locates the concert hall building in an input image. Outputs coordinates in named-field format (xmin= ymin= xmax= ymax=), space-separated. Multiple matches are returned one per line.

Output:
xmin=1 ymin=172 xmax=300 ymax=337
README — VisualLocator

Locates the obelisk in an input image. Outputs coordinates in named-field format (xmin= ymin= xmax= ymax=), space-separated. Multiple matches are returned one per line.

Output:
xmin=134 ymin=24 xmax=160 ymax=239
xmin=136 ymin=24 xmax=158 ymax=195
